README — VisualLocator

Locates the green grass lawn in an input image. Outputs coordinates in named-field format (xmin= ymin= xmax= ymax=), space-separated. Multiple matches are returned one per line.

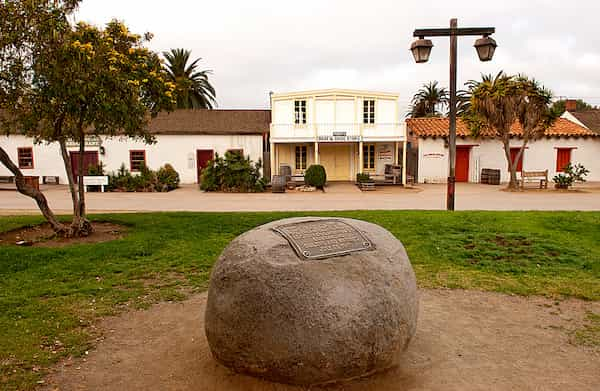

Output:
xmin=1 ymin=211 xmax=599 ymax=390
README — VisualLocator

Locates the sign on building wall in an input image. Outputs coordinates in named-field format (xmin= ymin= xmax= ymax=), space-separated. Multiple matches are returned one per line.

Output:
xmin=424 ymin=152 xmax=444 ymax=159
xmin=377 ymin=144 xmax=394 ymax=162
xmin=66 ymin=136 xmax=101 ymax=148
xmin=187 ymin=153 xmax=195 ymax=169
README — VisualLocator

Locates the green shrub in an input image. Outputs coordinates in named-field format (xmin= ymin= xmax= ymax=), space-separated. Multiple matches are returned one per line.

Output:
xmin=108 ymin=162 xmax=180 ymax=192
xmin=305 ymin=164 xmax=327 ymax=189
xmin=156 ymin=164 xmax=180 ymax=191
xmin=553 ymin=163 xmax=589 ymax=188
xmin=87 ymin=161 xmax=105 ymax=176
xmin=200 ymin=151 xmax=265 ymax=192
xmin=356 ymin=172 xmax=372 ymax=183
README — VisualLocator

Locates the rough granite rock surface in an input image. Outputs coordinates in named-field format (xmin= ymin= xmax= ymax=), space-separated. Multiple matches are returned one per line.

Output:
xmin=204 ymin=217 xmax=418 ymax=386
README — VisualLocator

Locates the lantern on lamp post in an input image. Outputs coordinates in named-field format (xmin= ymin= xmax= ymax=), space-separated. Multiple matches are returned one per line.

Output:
xmin=474 ymin=35 xmax=497 ymax=62
xmin=410 ymin=38 xmax=433 ymax=63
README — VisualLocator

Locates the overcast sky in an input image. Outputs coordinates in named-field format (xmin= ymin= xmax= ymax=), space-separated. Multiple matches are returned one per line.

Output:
xmin=75 ymin=0 xmax=600 ymax=111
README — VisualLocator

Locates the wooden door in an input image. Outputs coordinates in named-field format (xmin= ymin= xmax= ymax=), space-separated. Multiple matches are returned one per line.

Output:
xmin=455 ymin=147 xmax=470 ymax=182
xmin=556 ymin=148 xmax=571 ymax=172
xmin=319 ymin=144 xmax=351 ymax=181
xmin=197 ymin=149 xmax=214 ymax=183
xmin=510 ymin=148 xmax=523 ymax=172
xmin=69 ymin=151 xmax=99 ymax=183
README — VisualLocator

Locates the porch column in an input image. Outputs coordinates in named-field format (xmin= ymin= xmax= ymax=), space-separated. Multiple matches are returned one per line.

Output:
xmin=358 ymin=141 xmax=363 ymax=174
xmin=402 ymin=140 xmax=408 ymax=186
xmin=394 ymin=142 xmax=399 ymax=165
xmin=314 ymin=141 xmax=319 ymax=165
xmin=270 ymin=141 xmax=276 ymax=178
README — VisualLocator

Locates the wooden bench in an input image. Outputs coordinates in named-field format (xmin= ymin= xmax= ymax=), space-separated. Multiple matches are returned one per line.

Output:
xmin=520 ymin=170 xmax=548 ymax=189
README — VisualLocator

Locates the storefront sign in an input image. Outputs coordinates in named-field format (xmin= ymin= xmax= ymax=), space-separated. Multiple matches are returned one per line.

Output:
xmin=424 ymin=153 xmax=444 ymax=159
xmin=67 ymin=136 xmax=102 ymax=148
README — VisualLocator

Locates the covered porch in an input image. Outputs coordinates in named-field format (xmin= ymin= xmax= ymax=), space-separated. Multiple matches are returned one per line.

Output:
xmin=270 ymin=140 xmax=408 ymax=185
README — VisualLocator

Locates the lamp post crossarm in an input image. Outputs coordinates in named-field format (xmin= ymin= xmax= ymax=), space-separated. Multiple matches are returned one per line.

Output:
xmin=413 ymin=27 xmax=495 ymax=38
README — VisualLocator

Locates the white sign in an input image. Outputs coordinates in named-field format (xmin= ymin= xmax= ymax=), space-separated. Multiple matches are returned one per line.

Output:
xmin=83 ymin=175 xmax=108 ymax=192
xmin=377 ymin=144 xmax=394 ymax=162
xmin=67 ymin=136 xmax=102 ymax=148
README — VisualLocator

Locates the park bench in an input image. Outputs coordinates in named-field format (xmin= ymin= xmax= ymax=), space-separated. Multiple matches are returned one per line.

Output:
xmin=0 ymin=176 xmax=16 ymax=190
xmin=520 ymin=170 xmax=548 ymax=189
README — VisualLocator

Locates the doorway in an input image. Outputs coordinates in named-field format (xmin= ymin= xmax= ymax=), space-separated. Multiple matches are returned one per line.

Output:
xmin=69 ymin=151 xmax=99 ymax=183
xmin=319 ymin=144 xmax=351 ymax=181
xmin=455 ymin=146 xmax=471 ymax=182
xmin=197 ymin=149 xmax=214 ymax=183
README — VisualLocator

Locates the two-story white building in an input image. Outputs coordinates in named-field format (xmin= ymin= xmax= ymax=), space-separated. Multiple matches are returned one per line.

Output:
xmin=269 ymin=89 xmax=407 ymax=183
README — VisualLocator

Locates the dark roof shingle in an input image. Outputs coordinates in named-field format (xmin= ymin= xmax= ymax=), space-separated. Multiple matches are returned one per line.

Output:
xmin=569 ymin=110 xmax=600 ymax=134
xmin=406 ymin=117 xmax=596 ymax=138
xmin=147 ymin=109 xmax=271 ymax=135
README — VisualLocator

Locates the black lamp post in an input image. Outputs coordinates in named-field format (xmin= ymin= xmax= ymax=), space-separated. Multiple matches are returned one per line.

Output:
xmin=411 ymin=18 xmax=496 ymax=211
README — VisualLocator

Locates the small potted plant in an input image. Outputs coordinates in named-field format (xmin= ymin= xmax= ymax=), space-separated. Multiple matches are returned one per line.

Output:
xmin=356 ymin=172 xmax=373 ymax=184
xmin=552 ymin=163 xmax=589 ymax=190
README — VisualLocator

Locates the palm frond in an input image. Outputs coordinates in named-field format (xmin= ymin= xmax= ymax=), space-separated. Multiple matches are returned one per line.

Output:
xmin=163 ymin=48 xmax=216 ymax=109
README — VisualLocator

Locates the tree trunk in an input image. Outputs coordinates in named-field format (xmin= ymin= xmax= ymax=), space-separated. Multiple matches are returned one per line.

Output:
xmin=58 ymin=137 xmax=93 ymax=237
xmin=59 ymin=139 xmax=78 ymax=215
xmin=502 ymin=138 xmax=519 ymax=190
xmin=0 ymin=146 xmax=67 ymax=234
xmin=73 ymin=135 xmax=92 ymax=236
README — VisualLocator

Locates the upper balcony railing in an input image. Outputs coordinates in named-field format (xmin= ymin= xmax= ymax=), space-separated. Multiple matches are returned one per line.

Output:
xmin=270 ymin=123 xmax=405 ymax=142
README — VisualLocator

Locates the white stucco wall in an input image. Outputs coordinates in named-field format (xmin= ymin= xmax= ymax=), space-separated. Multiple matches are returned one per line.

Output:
xmin=272 ymin=95 xmax=397 ymax=125
xmin=0 ymin=134 xmax=263 ymax=184
xmin=418 ymin=136 xmax=600 ymax=183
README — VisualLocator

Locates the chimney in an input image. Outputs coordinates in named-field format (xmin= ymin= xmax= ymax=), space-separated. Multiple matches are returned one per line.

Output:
xmin=565 ymin=99 xmax=577 ymax=112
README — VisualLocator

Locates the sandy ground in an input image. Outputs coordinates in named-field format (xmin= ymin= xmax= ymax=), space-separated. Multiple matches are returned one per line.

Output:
xmin=43 ymin=289 xmax=600 ymax=391
xmin=1 ymin=182 xmax=600 ymax=214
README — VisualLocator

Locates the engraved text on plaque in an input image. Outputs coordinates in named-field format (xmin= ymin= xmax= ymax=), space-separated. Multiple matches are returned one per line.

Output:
xmin=273 ymin=219 xmax=372 ymax=259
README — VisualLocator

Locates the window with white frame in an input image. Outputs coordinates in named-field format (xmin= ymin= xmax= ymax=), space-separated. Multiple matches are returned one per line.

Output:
xmin=363 ymin=99 xmax=375 ymax=124
xmin=294 ymin=100 xmax=307 ymax=124
xmin=362 ymin=144 xmax=375 ymax=170
xmin=295 ymin=145 xmax=307 ymax=171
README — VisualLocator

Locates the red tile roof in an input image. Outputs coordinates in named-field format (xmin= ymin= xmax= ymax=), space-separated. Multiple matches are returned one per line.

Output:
xmin=406 ymin=117 xmax=596 ymax=138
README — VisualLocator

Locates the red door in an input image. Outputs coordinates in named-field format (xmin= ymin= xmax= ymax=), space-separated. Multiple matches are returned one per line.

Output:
xmin=197 ymin=149 xmax=214 ymax=183
xmin=556 ymin=148 xmax=572 ymax=172
xmin=70 ymin=151 xmax=99 ymax=183
xmin=455 ymin=147 xmax=470 ymax=182
xmin=510 ymin=148 xmax=524 ymax=172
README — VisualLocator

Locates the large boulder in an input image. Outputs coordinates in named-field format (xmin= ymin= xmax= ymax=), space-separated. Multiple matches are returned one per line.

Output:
xmin=204 ymin=217 xmax=418 ymax=386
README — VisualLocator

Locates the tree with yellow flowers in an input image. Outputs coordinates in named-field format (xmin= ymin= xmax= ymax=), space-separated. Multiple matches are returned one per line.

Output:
xmin=1 ymin=1 xmax=176 ymax=237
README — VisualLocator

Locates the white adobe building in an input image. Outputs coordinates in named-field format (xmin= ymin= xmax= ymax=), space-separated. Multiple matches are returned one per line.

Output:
xmin=0 ymin=109 xmax=270 ymax=184
xmin=269 ymin=89 xmax=407 ymax=183
xmin=406 ymin=117 xmax=600 ymax=183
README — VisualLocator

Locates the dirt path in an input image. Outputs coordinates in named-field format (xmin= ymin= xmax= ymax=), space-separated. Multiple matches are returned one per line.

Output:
xmin=44 ymin=289 xmax=600 ymax=391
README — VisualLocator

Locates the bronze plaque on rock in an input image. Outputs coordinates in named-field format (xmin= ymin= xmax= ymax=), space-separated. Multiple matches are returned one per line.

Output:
xmin=273 ymin=219 xmax=372 ymax=260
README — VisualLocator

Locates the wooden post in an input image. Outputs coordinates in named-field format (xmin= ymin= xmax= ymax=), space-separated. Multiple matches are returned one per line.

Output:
xmin=359 ymin=141 xmax=363 ymax=174
xmin=447 ymin=18 xmax=458 ymax=211
xmin=314 ymin=142 xmax=319 ymax=165
xmin=402 ymin=140 xmax=408 ymax=186
xmin=270 ymin=142 xmax=276 ymax=177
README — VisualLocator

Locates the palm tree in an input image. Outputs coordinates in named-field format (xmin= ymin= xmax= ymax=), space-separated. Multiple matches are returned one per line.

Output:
xmin=464 ymin=71 xmax=556 ymax=189
xmin=408 ymin=81 xmax=448 ymax=117
xmin=163 ymin=49 xmax=216 ymax=109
